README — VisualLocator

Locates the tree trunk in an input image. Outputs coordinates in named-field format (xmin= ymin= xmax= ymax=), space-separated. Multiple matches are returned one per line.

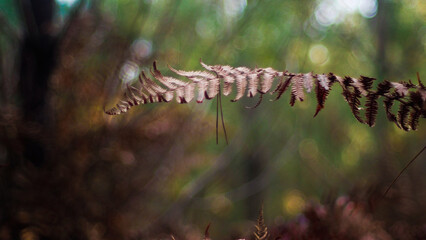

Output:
xmin=18 ymin=0 xmax=57 ymax=167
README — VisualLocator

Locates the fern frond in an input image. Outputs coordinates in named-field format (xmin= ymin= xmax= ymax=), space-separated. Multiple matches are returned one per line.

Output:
xmin=409 ymin=108 xmax=421 ymax=130
xmin=392 ymin=82 xmax=409 ymax=97
xmin=365 ymin=93 xmax=379 ymax=127
xmin=303 ymin=72 xmax=314 ymax=93
xmin=105 ymin=61 xmax=425 ymax=131
xmin=254 ymin=206 xmax=268 ymax=240
xmin=398 ymin=103 xmax=410 ymax=131
xmin=290 ymin=74 xmax=305 ymax=106
xmin=383 ymin=98 xmax=400 ymax=128
xmin=231 ymin=67 xmax=250 ymax=102
xmin=273 ymin=75 xmax=292 ymax=101
xmin=313 ymin=74 xmax=332 ymax=117
xmin=247 ymin=71 xmax=260 ymax=98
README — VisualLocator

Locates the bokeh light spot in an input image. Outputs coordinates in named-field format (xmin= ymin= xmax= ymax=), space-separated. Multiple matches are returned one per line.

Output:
xmin=309 ymin=44 xmax=329 ymax=65
xmin=131 ymin=39 xmax=152 ymax=60
xmin=20 ymin=228 xmax=39 ymax=240
xmin=223 ymin=0 xmax=247 ymax=17
xmin=119 ymin=61 xmax=139 ymax=84
xmin=283 ymin=190 xmax=306 ymax=216
xmin=358 ymin=0 xmax=378 ymax=18
xmin=315 ymin=0 xmax=378 ymax=27
xmin=56 ymin=0 xmax=77 ymax=6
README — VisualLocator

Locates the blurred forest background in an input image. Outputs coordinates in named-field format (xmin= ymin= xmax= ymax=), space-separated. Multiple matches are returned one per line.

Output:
xmin=0 ymin=0 xmax=425 ymax=239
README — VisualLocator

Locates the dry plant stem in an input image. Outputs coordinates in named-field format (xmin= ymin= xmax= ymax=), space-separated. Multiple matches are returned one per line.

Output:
xmin=384 ymin=144 xmax=426 ymax=197
xmin=204 ymin=223 xmax=211 ymax=240
xmin=219 ymin=88 xmax=228 ymax=145
xmin=246 ymin=92 xmax=264 ymax=109
xmin=216 ymin=93 xmax=219 ymax=144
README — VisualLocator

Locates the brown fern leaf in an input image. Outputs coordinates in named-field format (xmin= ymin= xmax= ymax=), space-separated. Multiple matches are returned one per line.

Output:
xmin=360 ymin=76 xmax=375 ymax=91
xmin=350 ymin=88 xmax=365 ymax=124
xmin=407 ymin=91 xmax=424 ymax=130
xmin=290 ymin=74 xmax=305 ymax=106
xmin=271 ymin=75 xmax=285 ymax=94
xmin=167 ymin=64 xmax=216 ymax=80
xmin=231 ymin=67 xmax=250 ymax=102
xmin=196 ymin=81 xmax=208 ymax=103
xmin=303 ymin=72 xmax=314 ymax=93
xmin=398 ymin=103 xmax=410 ymax=131
xmin=383 ymin=98 xmax=400 ymax=128
xmin=124 ymin=85 xmax=143 ymax=105
xmin=313 ymin=74 xmax=331 ymax=117
xmin=259 ymin=67 xmax=280 ymax=94
xmin=150 ymin=63 xmax=190 ymax=103
xmin=139 ymin=71 xmax=171 ymax=102
xmin=167 ymin=64 xmax=214 ymax=103
xmin=409 ymin=108 xmax=421 ymax=130
xmin=152 ymin=62 xmax=187 ymax=88
xmin=206 ymin=77 xmax=220 ymax=100
xmin=247 ymin=70 xmax=260 ymax=98
xmin=409 ymin=91 xmax=425 ymax=111
xmin=419 ymin=89 xmax=426 ymax=118
xmin=330 ymin=73 xmax=345 ymax=87
xmin=342 ymin=76 xmax=365 ymax=124
xmin=273 ymin=75 xmax=292 ymax=101
xmin=200 ymin=61 xmax=235 ymax=96
xmin=140 ymin=70 xmax=167 ymax=94
xmin=105 ymin=61 xmax=424 ymax=131
xmin=184 ymin=83 xmax=196 ymax=103
xmin=365 ymin=93 xmax=379 ymax=127
xmin=317 ymin=74 xmax=330 ymax=90
xmin=392 ymin=82 xmax=410 ymax=97
xmin=254 ymin=206 xmax=268 ymax=240
xmin=376 ymin=80 xmax=392 ymax=95
xmin=350 ymin=77 xmax=369 ymax=96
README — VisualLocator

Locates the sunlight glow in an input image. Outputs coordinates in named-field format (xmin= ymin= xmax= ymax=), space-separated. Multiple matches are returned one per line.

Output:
xmin=223 ymin=0 xmax=247 ymax=17
xmin=315 ymin=0 xmax=378 ymax=26
xmin=283 ymin=190 xmax=306 ymax=216
xmin=120 ymin=61 xmax=139 ymax=84
xmin=309 ymin=44 xmax=329 ymax=65
xmin=56 ymin=0 xmax=77 ymax=7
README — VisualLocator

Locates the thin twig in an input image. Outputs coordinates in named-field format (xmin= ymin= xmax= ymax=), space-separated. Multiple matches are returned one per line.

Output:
xmin=246 ymin=93 xmax=263 ymax=109
xmin=384 ymin=144 xmax=426 ymax=197
xmin=219 ymin=88 xmax=228 ymax=145
xmin=216 ymin=92 xmax=219 ymax=144
xmin=417 ymin=72 xmax=424 ymax=87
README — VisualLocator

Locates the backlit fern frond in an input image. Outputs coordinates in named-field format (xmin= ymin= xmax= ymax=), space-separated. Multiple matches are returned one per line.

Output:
xmin=105 ymin=61 xmax=425 ymax=131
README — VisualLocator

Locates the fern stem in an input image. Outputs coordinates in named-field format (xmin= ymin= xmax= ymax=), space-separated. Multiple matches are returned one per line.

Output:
xmin=219 ymin=88 xmax=228 ymax=145
xmin=216 ymin=93 xmax=219 ymax=145
xmin=384 ymin=144 xmax=426 ymax=197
